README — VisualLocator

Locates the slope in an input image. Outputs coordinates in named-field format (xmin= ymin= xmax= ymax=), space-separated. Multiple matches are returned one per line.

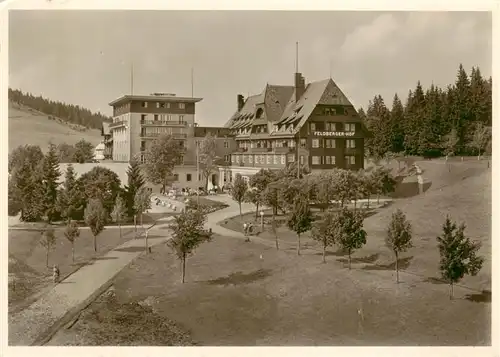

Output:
xmin=8 ymin=102 xmax=103 ymax=152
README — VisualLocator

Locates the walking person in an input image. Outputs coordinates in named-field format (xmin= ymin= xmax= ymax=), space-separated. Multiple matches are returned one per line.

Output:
xmin=52 ymin=264 xmax=60 ymax=284
xmin=243 ymin=222 xmax=248 ymax=241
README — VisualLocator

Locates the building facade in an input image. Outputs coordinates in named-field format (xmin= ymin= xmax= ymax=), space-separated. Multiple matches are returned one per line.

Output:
xmin=220 ymin=72 xmax=369 ymax=184
xmin=108 ymin=93 xmax=235 ymax=190
xmin=101 ymin=122 xmax=113 ymax=159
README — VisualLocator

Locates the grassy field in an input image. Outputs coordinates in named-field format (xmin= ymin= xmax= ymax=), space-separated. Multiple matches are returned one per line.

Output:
xmin=8 ymin=103 xmax=102 ymax=152
xmin=46 ymin=159 xmax=491 ymax=346
xmin=8 ymin=225 xmax=136 ymax=314
xmin=221 ymin=161 xmax=491 ymax=292
xmin=49 ymin=233 xmax=490 ymax=346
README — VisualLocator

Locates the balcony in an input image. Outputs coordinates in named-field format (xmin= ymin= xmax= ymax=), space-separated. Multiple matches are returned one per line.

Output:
xmin=274 ymin=146 xmax=295 ymax=153
xmin=109 ymin=120 xmax=127 ymax=129
xmin=141 ymin=120 xmax=187 ymax=127
xmin=237 ymin=147 xmax=248 ymax=153
xmin=140 ymin=132 xmax=188 ymax=139
xmin=250 ymin=147 xmax=270 ymax=153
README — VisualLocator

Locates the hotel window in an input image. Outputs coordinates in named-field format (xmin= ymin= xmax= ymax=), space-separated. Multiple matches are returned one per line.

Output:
xmin=346 ymin=139 xmax=356 ymax=148
xmin=242 ymin=155 xmax=247 ymax=163
xmin=312 ymin=139 xmax=320 ymax=148
xmin=343 ymin=108 xmax=349 ymax=115
xmin=179 ymin=115 xmax=185 ymax=122
xmin=160 ymin=102 xmax=165 ymax=108
xmin=141 ymin=114 xmax=147 ymax=122
xmin=300 ymin=138 xmax=307 ymax=148
xmin=167 ymin=115 xmax=172 ymax=121
xmin=186 ymin=173 xmax=192 ymax=182
xmin=178 ymin=156 xmax=184 ymax=165
xmin=260 ymin=155 xmax=265 ymax=164
xmin=141 ymin=101 xmax=148 ymax=108
xmin=325 ymin=156 xmax=336 ymax=165
xmin=345 ymin=123 xmax=356 ymax=132
xmin=166 ymin=103 xmax=171 ymax=108
xmin=224 ymin=141 xmax=229 ymax=148
xmin=300 ymin=155 xmax=305 ymax=165
xmin=273 ymin=155 xmax=279 ymax=164
xmin=288 ymin=154 xmax=295 ymax=162
xmin=154 ymin=114 xmax=159 ymax=121
xmin=312 ymin=156 xmax=321 ymax=165
xmin=310 ymin=122 xmax=316 ymax=132
xmin=267 ymin=155 xmax=272 ymax=164
xmin=235 ymin=155 xmax=240 ymax=163
xmin=281 ymin=155 xmax=286 ymax=164
xmin=325 ymin=122 xmax=335 ymax=131
xmin=249 ymin=155 xmax=253 ymax=163
xmin=156 ymin=102 xmax=160 ymax=108
xmin=325 ymin=139 xmax=336 ymax=148
xmin=345 ymin=155 xmax=356 ymax=165
xmin=179 ymin=103 xmax=185 ymax=109
xmin=225 ymin=155 xmax=230 ymax=162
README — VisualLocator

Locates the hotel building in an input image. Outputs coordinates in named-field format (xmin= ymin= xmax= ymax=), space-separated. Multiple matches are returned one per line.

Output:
xmin=108 ymin=93 xmax=234 ymax=190
xmin=219 ymin=71 xmax=370 ymax=184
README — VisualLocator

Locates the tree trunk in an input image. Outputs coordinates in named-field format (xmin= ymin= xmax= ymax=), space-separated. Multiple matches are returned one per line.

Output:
xmin=134 ymin=215 xmax=137 ymax=232
xmin=255 ymin=203 xmax=259 ymax=220
xmin=271 ymin=215 xmax=279 ymax=250
xmin=93 ymin=234 xmax=97 ymax=252
xmin=322 ymin=244 xmax=326 ymax=263
xmin=354 ymin=200 xmax=357 ymax=210
xmin=239 ymin=203 xmax=242 ymax=220
xmin=348 ymin=249 xmax=352 ymax=270
xmin=72 ymin=243 xmax=75 ymax=263
xmin=46 ymin=248 xmax=49 ymax=268
xmin=449 ymin=282 xmax=454 ymax=300
xmin=118 ymin=222 xmax=122 ymax=239
xmin=377 ymin=194 xmax=380 ymax=204
xmin=395 ymin=252 xmax=399 ymax=283
xmin=367 ymin=195 xmax=370 ymax=209
xmin=140 ymin=213 xmax=143 ymax=227
xmin=145 ymin=229 xmax=149 ymax=253
xmin=182 ymin=254 xmax=186 ymax=283
xmin=297 ymin=233 xmax=301 ymax=256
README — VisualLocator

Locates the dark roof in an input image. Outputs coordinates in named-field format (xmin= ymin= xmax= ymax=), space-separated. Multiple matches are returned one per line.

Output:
xmin=194 ymin=126 xmax=234 ymax=137
xmin=226 ymin=76 xmax=359 ymax=137
xmin=109 ymin=94 xmax=203 ymax=107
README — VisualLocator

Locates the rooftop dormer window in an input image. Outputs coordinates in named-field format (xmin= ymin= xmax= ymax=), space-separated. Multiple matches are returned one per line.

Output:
xmin=256 ymin=108 xmax=264 ymax=119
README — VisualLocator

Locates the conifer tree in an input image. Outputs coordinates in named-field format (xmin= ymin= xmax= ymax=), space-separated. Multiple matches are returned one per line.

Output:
xmin=389 ymin=93 xmax=405 ymax=153
xmin=437 ymin=216 xmax=484 ymax=299
xmin=123 ymin=159 xmax=146 ymax=219
xmin=40 ymin=143 xmax=61 ymax=223
xmin=58 ymin=164 xmax=85 ymax=222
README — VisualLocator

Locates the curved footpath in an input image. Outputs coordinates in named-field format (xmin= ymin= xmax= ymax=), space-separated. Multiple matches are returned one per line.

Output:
xmin=7 ymin=196 xmax=253 ymax=346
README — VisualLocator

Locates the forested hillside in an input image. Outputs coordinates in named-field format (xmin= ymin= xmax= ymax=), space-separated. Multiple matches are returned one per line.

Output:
xmin=361 ymin=64 xmax=492 ymax=158
xmin=8 ymin=88 xmax=112 ymax=130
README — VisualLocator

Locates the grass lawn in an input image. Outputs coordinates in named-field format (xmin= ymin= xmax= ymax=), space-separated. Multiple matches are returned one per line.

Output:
xmin=8 ymin=224 xmax=137 ymax=314
xmin=49 ymin=234 xmax=490 ymax=346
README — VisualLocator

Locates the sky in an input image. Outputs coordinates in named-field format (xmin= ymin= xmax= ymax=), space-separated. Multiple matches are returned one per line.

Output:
xmin=8 ymin=10 xmax=492 ymax=126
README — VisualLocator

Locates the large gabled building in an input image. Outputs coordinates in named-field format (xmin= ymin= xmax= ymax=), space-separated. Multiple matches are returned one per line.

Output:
xmin=219 ymin=72 xmax=370 ymax=184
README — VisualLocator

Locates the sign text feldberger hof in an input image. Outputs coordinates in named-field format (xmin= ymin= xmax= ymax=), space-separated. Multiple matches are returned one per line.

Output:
xmin=313 ymin=131 xmax=355 ymax=137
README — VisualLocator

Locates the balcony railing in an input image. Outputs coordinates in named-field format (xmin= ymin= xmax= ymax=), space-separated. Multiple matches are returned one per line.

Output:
xmin=109 ymin=120 xmax=127 ymax=129
xmin=141 ymin=120 xmax=187 ymax=127
xmin=140 ymin=132 xmax=188 ymax=139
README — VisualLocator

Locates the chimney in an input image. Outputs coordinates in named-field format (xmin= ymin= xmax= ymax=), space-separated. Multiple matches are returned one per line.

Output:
xmin=295 ymin=73 xmax=306 ymax=102
xmin=237 ymin=94 xmax=245 ymax=111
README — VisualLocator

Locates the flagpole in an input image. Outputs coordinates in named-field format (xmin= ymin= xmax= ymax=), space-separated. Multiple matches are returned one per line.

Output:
xmin=196 ymin=143 xmax=200 ymax=205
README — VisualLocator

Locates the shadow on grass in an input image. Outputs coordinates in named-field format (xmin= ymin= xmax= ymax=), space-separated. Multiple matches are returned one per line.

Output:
xmin=362 ymin=256 xmax=414 ymax=271
xmin=114 ymin=246 xmax=148 ymax=253
xmin=205 ymin=269 xmax=273 ymax=286
xmin=337 ymin=253 xmax=380 ymax=265
xmin=423 ymin=276 xmax=448 ymax=285
xmin=93 ymin=256 xmax=119 ymax=261
xmin=465 ymin=290 xmax=492 ymax=303
xmin=314 ymin=247 xmax=350 ymax=257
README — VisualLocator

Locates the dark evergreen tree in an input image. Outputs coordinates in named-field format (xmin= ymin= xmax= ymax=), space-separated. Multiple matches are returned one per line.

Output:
xmin=40 ymin=143 xmax=61 ymax=223
xmin=73 ymin=139 xmax=95 ymax=163
xmin=57 ymin=164 xmax=85 ymax=222
xmin=389 ymin=93 xmax=405 ymax=153
xmin=123 ymin=160 xmax=146 ymax=219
